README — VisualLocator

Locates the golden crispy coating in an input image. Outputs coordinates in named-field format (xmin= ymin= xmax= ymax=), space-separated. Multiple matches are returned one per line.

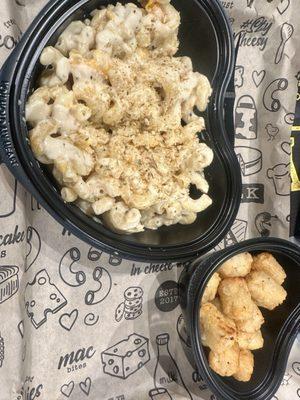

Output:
xmin=201 ymin=273 xmax=221 ymax=304
xmin=200 ymin=303 xmax=236 ymax=353
xmin=210 ymin=296 xmax=222 ymax=312
xmin=235 ymin=302 xmax=264 ymax=333
xmin=233 ymin=349 xmax=254 ymax=382
xmin=203 ymin=251 xmax=288 ymax=383
xmin=208 ymin=343 xmax=239 ymax=377
xmin=246 ymin=271 xmax=287 ymax=310
xmin=251 ymin=252 xmax=286 ymax=285
xmin=237 ymin=330 xmax=264 ymax=350
xmin=219 ymin=252 xmax=253 ymax=278
xmin=218 ymin=278 xmax=253 ymax=321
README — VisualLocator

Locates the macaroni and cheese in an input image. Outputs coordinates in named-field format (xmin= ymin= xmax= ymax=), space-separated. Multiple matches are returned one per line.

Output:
xmin=26 ymin=0 xmax=214 ymax=234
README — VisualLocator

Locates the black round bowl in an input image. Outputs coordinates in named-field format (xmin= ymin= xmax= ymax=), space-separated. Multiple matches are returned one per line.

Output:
xmin=179 ymin=238 xmax=300 ymax=400
xmin=0 ymin=0 xmax=241 ymax=262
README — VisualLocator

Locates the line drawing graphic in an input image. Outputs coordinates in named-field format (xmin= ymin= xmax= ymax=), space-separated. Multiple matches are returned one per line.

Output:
xmin=115 ymin=287 xmax=143 ymax=322
xmin=79 ymin=377 xmax=92 ymax=396
xmin=263 ymin=78 xmax=288 ymax=112
xmin=281 ymin=141 xmax=291 ymax=156
xmin=26 ymin=226 xmax=41 ymax=272
xmin=252 ymin=70 xmax=266 ymax=87
xmin=255 ymin=212 xmax=278 ymax=237
xmin=284 ymin=113 xmax=295 ymax=125
xmin=235 ymin=147 xmax=262 ymax=176
xmin=61 ymin=381 xmax=75 ymax=398
xmin=88 ymin=247 xmax=102 ymax=262
xmin=84 ymin=313 xmax=99 ymax=326
xmin=234 ymin=66 xmax=244 ymax=88
xmin=109 ymin=253 xmax=122 ymax=266
xmin=0 ymin=332 xmax=4 ymax=368
xmin=192 ymin=371 xmax=208 ymax=391
xmin=62 ymin=228 xmax=72 ymax=237
xmin=267 ymin=163 xmax=290 ymax=196
xmin=59 ymin=248 xmax=86 ymax=287
xmin=154 ymin=333 xmax=193 ymax=399
xmin=235 ymin=96 xmax=257 ymax=140
xmin=265 ymin=124 xmax=279 ymax=141
xmin=101 ymin=333 xmax=150 ymax=379
xmin=215 ymin=219 xmax=248 ymax=250
xmin=59 ymin=309 xmax=79 ymax=332
xmin=85 ymin=267 xmax=112 ymax=306
xmin=0 ymin=266 xmax=19 ymax=304
xmin=246 ymin=0 xmax=255 ymax=7
xmin=176 ymin=314 xmax=191 ymax=348
xmin=25 ymin=269 xmax=67 ymax=329
xmin=292 ymin=361 xmax=300 ymax=375
xmin=18 ymin=320 xmax=24 ymax=338
xmin=277 ymin=0 xmax=290 ymax=15
xmin=281 ymin=372 xmax=292 ymax=386
xmin=149 ymin=388 xmax=173 ymax=399
xmin=275 ymin=23 xmax=294 ymax=64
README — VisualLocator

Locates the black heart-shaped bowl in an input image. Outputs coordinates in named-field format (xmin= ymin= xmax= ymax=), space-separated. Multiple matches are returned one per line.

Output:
xmin=0 ymin=0 xmax=241 ymax=262
xmin=179 ymin=237 xmax=300 ymax=400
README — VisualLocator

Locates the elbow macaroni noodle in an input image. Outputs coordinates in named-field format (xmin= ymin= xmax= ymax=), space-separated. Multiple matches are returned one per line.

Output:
xmin=26 ymin=0 xmax=214 ymax=234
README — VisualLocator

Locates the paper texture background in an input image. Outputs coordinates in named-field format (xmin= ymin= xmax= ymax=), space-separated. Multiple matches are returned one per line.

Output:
xmin=0 ymin=0 xmax=299 ymax=399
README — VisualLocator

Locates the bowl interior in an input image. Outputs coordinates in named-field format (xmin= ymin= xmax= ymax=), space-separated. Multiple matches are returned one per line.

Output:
xmin=21 ymin=0 xmax=230 ymax=247
xmin=196 ymin=247 xmax=300 ymax=397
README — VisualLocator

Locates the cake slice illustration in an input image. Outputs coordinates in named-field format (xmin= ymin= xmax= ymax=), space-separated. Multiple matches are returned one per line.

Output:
xmin=0 ymin=266 xmax=19 ymax=304
xmin=235 ymin=146 xmax=262 ymax=176
xmin=25 ymin=269 xmax=67 ymax=329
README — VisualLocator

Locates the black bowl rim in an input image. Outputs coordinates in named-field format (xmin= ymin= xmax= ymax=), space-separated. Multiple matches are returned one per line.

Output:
xmin=185 ymin=237 xmax=300 ymax=400
xmin=0 ymin=0 xmax=241 ymax=262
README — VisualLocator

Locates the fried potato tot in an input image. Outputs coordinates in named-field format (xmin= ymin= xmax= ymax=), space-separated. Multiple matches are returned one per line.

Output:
xmin=246 ymin=271 xmax=287 ymax=310
xmin=201 ymin=273 xmax=221 ymax=304
xmin=202 ymin=252 xmax=288 ymax=382
xmin=237 ymin=330 xmax=264 ymax=350
xmin=233 ymin=349 xmax=254 ymax=382
xmin=200 ymin=303 xmax=236 ymax=353
xmin=218 ymin=252 xmax=253 ymax=278
xmin=251 ymin=252 xmax=286 ymax=285
xmin=218 ymin=277 xmax=253 ymax=320
xmin=208 ymin=343 xmax=239 ymax=377
xmin=235 ymin=302 xmax=264 ymax=333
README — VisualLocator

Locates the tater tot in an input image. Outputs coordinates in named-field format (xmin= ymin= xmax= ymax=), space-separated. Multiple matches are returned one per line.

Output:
xmin=235 ymin=302 xmax=264 ymax=333
xmin=218 ymin=278 xmax=253 ymax=321
xmin=237 ymin=330 xmax=264 ymax=350
xmin=251 ymin=252 xmax=286 ymax=285
xmin=200 ymin=303 xmax=236 ymax=353
xmin=246 ymin=271 xmax=287 ymax=310
xmin=203 ymin=251 xmax=288 ymax=382
xmin=208 ymin=343 xmax=239 ymax=377
xmin=218 ymin=252 xmax=253 ymax=278
xmin=233 ymin=349 xmax=254 ymax=382
xmin=201 ymin=273 xmax=221 ymax=304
